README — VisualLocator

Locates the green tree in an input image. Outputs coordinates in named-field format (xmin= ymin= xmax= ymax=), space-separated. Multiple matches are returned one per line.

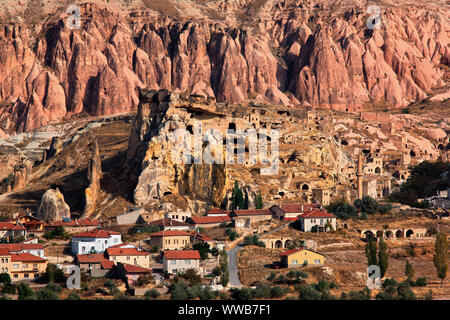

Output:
xmin=36 ymin=289 xmax=59 ymax=300
xmin=354 ymin=196 xmax=379 ymax=215
xmin=378 ymin=237 xmax=389 ymax=278
xmin=0 ymin=273 xmax=11 ymax=285
xmin=405 ymin=260 xmax=415 ymax=279
xmin=433 ymin=233 xmax=448 ymax=285
xmin=42 ymin=263 xmax=64 ymax=283
xmin=365 ymin=239 xmax=378 ymax=266
xmin=219 ymin=250 xmax=229 ymax=287
xmin=255 ymin=191 xmax=263 ymax=209
xmin=232 ymin=181 xmax=245 ymax=209
xmin=325 ymin=197 xmax=358 ymax=220
xmin=192 ymin=242 xmax=211 ymax=260
xmin=66 ymin=292 xmax=81 ymax=300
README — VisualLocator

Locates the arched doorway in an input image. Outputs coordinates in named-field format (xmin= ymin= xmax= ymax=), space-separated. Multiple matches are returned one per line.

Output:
xmin=406 ymin=229 xmax=414 ymax=238
xmin=284 ymin=240 xmax=291 ymax=248
xmin=395 ymin=230 xmax=404 ymax=238
xmin=376 ymin=230 xmax=383 ymax=238
xmin=375 ymin=167 xmax=381 ymax=174
xmin=302 ymin=184 xmax=309 ymax=191
xmin=385 ymin=230 xmax=394 ymax=239
xmin=275 ymin=240 xmax=283 ymax=248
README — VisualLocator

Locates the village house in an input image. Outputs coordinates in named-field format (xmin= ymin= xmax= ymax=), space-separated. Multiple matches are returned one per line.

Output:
xmin=280 ymin=247 xmax=324 ymax=268
xmin=230 ymin=209 xmax=273 ymax=223
xmin=105 ymin=247 xmax=150 ymax=268
xmin=116 ymin=263 xmax=153 ymax=287
xmin=186 ymin=215 xmax=231 ymax=229
xmin=297 ymin=209 xmax=336 ymax=232
xmin=0 ymin=242 xmax=45 ymax=258
xmin=76 ymin=253 xmax=109 ymax=272
xmin=1 ymin=251 xmax=48 ymax=281
xmin=149 ymin=218 xmax=191 ymax=231
xmin=149 ymin=230 xmax=191 ymax=250
xmin=6 ymin=214 xmax=45 ymax=238
xmin=71 ymin=230 xmax=122 ymax=255
xmin=165 ymin=211 xmax=192 ymax=222
xmin=0 ymin=222 xmax=26 ymax=241
xmin=270 ymin=204 xmax=320 ymax=221
xmin=163 ymin=250 xmax=201 ymax=275
xmin=44 ymin=218 xmax=100 ymax=234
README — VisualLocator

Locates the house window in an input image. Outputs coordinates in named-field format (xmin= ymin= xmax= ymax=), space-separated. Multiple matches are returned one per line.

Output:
xmin=13 ymin=274 xmax=18 ymax=278
xmin=127 ymin=256 xmax=130 ymax=261
xmin=185 ymin=260 xmax=191 ymax=265
xmin=34 ymin=273 xmax=39 ymax=278
xmin=170 ymin=260 xmax=176 ymax=265
xmin=291 ymin=260 xmax=298 ymax=265
xmin=33 ymin=264 xmax=37 ymax=268
xmin=1 ymin=258 xmax=3 ymax=263
xmin=314 ymin=259 xmax=321 ymax=264
xmin=23 ymin=264 xmax=28 ymax=268
xmin=24 ymin=274 xmax=29 ymax=278
xmin=113 ymin=257 xmax=116 ymax=261
xmin=303 ymin=260 xmax=308 ymax=264
xmin=114 ymin=238 xmax=118 ymax=243
xmin=13 ymin=264 xmax=19 ymax=269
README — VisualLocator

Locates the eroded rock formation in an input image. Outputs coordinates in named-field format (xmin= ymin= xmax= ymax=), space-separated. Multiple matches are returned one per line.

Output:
xmin=36 ymin=188 xmax=71 ymax=221
xmin=83 ymin=138 xmax=102 ymax=217
xmin=0 ymin=1 xmax=448 ymax=134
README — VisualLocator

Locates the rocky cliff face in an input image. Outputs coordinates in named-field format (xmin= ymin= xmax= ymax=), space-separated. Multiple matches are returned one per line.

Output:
xmin=0 ymin=0 xmax=448 ymax=134
xmin=36 ymin=187 xmax=71 ymax=221
xmin=127 ymin=89 xmax=229 ymax=208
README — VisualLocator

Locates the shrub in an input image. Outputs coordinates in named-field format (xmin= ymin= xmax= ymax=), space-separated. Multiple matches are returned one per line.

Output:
xmin=17 ymin=283 xmax=35 ymax=300
xmin=145 ymin=288 xmax=160 ymax=299
xmin=170 ymin=283 xmax=188 ymax=300
xmin=45 ymin=282 xmax=63 ymax=294
xmin=326 ymin=198 xmax=358 ymax=220
xmin=36 ymin=289 xmax=59 ymax=300
xmin=230 ymin=287 xmax=253 ymax=300
xmin=243 ymin=235 xmax=265 ymax=247
xmin=66 ymin=292 xmax=81 ymax=300
xmin=225 ymin=228 xmax=239 ymax=241
xmin=192 ymin=242 xmax=211 ymax=260
xmin=267 ymin=272 xmax=276 ymax=282
xmin=2 ymin=284 xmax=16 ymax=294
xmin=415 ymin=277 xmax=427 ymax=287
xmin=270 ymin=286 xmax=288 ymax=298
xmin=314 ymin=279 xmax=331 ymax=293
xmin=298 ymin=284 xmax=322 ymax=300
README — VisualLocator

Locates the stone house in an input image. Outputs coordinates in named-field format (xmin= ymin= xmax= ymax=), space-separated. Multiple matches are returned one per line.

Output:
xmin=149 ymin=230 xmax=191 ymax=250
xmin=162 ymin=250 xmax=201 ymax=275
xmin=230 ymin=209 xmax=273 ymax=223
xmin=186 ymin=215 xmax=231 ymax=228
xmin=0 ymin=250 xmax=48 ymax=281
xmin=105 ymin=247 xmax=150 ymax=269
xmin=0 ymin=222 xmax=26 ymax=241
xmin=149 ymin=218 xmax=191 ymax=231
xmin=117 ymin=263 xmax=153 ymax=287
xmin=297 ymin=209 xmax=336 ymax=232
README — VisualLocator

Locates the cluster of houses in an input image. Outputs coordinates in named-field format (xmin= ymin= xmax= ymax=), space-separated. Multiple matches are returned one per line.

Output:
xmin=0 ymin=202 xmax=336 ymax=287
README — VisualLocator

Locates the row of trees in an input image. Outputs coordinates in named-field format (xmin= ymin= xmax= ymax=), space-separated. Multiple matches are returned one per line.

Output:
xmin=231 ymin=181 xmax=263 ymax=210
xmin=366 ymin=232 xmax=448 ymax=286
xmin=326 ymin=196 xmax=392 ymax=220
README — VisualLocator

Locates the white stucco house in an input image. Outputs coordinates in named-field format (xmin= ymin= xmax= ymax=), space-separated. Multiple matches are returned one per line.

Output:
xmin=71 ymin=230 xmax=122 ymax=255
xmin=297 ymin=209 xmax=336 ymax=232
xmin=163 ymin=250 xmax=201 ymax=274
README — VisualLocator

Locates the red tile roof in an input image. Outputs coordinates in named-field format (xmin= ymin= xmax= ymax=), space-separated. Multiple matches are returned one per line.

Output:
xmin=45 ymin=218 xmax=99 ymax=228
xmin=150 ymin=230 xmax=191 ymax=237
xmin=190 ymin=232 xmax=213 ymax=242
xmin=121 ymin=263 xmax=152 ymax=273
xmin=300 ymin=209 xmax=335 ymax=219
xmin=280 ymin=247 xmax=307 ymax=256
xmin=188 ymin=216 xmax=231 ymax=225
xmin=100 ymin=260 xmax=115 ymax=269
xmin=106 ymin=247 xmax=149 ymax=256
xmin=77 ymin=254 xmax=107 ymax=263
xmin=72 ymin=230 xmax=121 ymax=238
xmin=22 ymin=220 xmax=44 ymax=226
xmin=163 ymin=250 xmax=201 ymax=260
xmin=10 ymin=253 xmax=46 ymax=262
xmin=0 ymin=243 xmax=44 ymax=252
xmin=206 ymin=209 xmax=231 ymax=215
xmin=149 ymin=218 xmax=190 ymax=227
xmin=232 ymin=209 xmax=273 ymax=216
xmin=0 ymin=248 xmax=10 ymax=256
xmin=0 ymin=222 xmax=25 ymax=230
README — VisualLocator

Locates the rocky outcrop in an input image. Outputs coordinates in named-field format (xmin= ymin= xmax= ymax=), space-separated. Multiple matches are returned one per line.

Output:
xmin=44 ymin=136 xmax=63 ymax=161
xmin=12 ymin=159 xmax=33 ymax=191
xmin=128 ymin=89 xmax=229 ymax=208
xmin=0 ymin=1 xmax=448 ymax=133
xmin=83 ymin=138 xmax=102 ymax=217
xmin=36 ymin=188 xmax=71 ymax=221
